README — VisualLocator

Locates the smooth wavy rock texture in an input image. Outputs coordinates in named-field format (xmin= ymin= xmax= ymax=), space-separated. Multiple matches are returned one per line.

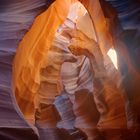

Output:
xmin=0 ymin=0 xmax=140 ymax=140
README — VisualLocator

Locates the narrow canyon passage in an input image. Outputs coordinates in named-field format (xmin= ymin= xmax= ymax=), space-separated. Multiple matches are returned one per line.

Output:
xmin=0 ymin=0 xmax=140 ymax=140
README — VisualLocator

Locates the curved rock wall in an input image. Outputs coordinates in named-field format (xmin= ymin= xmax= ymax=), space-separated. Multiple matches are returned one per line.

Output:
xmin=0 ymin=0 xmax=140 ymax=140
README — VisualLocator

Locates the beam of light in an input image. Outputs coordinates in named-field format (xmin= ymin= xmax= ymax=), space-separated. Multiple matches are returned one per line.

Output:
xmin=107 ymin=48 xmax=118 ymax=69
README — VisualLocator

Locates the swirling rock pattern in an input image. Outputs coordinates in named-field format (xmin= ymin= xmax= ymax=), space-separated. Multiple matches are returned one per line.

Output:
xmin=0 ymin=0 xmax=140 ymax=140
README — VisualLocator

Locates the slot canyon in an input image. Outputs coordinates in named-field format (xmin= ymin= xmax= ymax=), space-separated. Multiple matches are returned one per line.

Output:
xmin=0 ymin=0 xmax=140 ymax=139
